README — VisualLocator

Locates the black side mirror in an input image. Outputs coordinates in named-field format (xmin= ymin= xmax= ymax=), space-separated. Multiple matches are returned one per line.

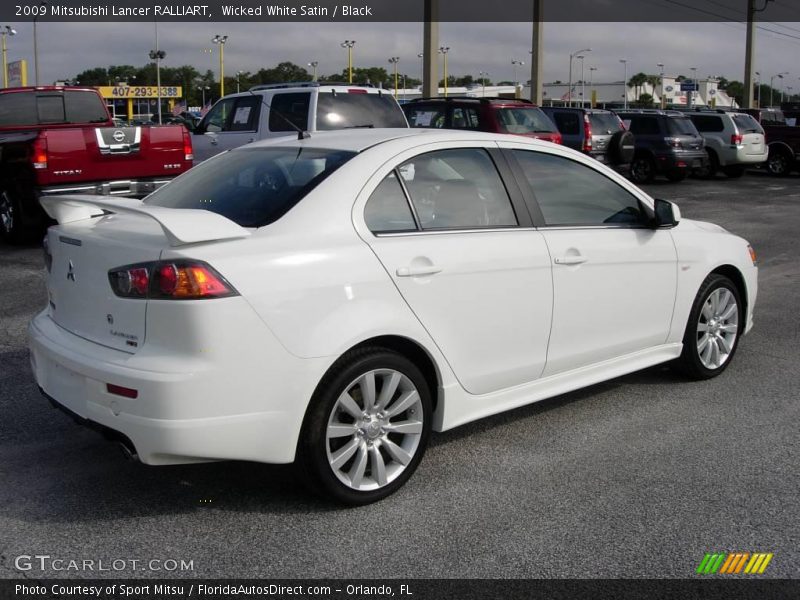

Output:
xmin=653 ymin=198 xmax=681 ymax=228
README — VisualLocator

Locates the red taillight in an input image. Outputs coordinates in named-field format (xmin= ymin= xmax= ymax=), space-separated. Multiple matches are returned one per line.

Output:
xmin=553 ymin=132 xmax=563 ymax=145
xmin=106 ymin=383 xmax=138 ymax=399
xmin=730 ymin=133 xmax=744 ymax=145
xmin=32 ymin=135 xmax=48 ymax=170
xmin=182 ymin=127 xmax=194 ymax=161
xmin=582 ymin=114 xmax=592 ymax=152
xmin=109 ymin=260 xmax=237 ymax=300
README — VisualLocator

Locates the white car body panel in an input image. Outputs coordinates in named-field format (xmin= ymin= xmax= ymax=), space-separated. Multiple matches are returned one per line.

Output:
xmin=29 ymin=129 xmax=758 ymax=467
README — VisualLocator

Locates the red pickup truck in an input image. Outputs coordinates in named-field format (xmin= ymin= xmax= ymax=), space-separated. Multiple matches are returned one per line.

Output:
xmin=0 ymin=86 xmax=193 ymax=243
xmin=741 ymin=107 xmax=800 ymax=176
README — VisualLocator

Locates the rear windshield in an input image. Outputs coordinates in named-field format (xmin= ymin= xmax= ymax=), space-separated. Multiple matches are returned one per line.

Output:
xmin=760 ymin=110 xmax=785 ymax=124
xmin=144 ymin=147 xmax=356 ymax=228
xmin=0 ymin=90 xmax=108 ymax=126
xmin=667 ymin=117 xmax=700 ymax=136
xmin=732 ymin=114 xmax=763 ymax=133
xmin=588 ymin=112 xmax=624 ymax=133
xmin=316 ymin=92 xmax=408 ymax=129
xmin=495 ymin=107 xmax=556 ymax=134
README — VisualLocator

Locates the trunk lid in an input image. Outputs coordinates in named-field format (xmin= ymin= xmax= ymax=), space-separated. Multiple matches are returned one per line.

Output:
xmin=45 ymin=217 xmax=165 ymax=353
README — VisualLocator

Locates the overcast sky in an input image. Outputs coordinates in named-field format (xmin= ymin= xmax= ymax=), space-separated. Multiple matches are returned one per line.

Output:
xmin=5 ymin=21 xmax=800 ymax=88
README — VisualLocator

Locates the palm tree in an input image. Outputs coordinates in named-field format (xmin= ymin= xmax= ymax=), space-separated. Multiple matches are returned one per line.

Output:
xmin=628 ymin=72 xmax=648 ymax=101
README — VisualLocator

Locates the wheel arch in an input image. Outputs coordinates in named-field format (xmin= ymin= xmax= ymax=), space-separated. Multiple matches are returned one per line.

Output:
xmin=709 ymin=264 xmax=748 ymax=319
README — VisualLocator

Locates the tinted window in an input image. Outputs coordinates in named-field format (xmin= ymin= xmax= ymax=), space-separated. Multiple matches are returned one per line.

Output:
xmin=64 ymin=91 xmax=109 ymax=123
xmin=203 ymin=98 xmax=236 ymax=133
xmin=496 ymin=107 xmax=557 ymax=134
xmin=552 ymin=111 xmax=581 ymax=135
xmin=667 ymin=117 xmax=699 ymax=136
xmin=513 ymin=150 xmax=645 ymax=226
xmin=228 ymin=96 xmax=261 ymax=132
xmin=689 ymin=115 xmax=724 ymax=132
xmin=316 ymin=92 xmax=407 ymax=129
xmin=364 ymin=171 xmax=416 ymax=233
xmin=732 ymin=114 xmax=762 ymax=133
xmin=404 ymin=106 xmax=446 ymax=128
xmin=627 ymin=116 xmax=661 ymax=135
xmin=0 ymin=92 xmax=37 ymax=126
xmin=589 ymin=112 xmax=624 ymax=133
xmin=144 ymin=147 xmax=355 ymax=228
xmin=398 ymin=148 xmax=517 ymax=230
xmin=37 ymin=95 xmax=66 ymax=124
xmin=269 ymin=92 xmax=310 ymax=132
xmin=0 ymin=90 xmax=108 ymax=126
xmin=451 ymin=107 xmax=480 ymax=129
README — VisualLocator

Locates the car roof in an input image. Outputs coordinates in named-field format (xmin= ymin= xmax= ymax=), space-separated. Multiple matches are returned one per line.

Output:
xmin=405 ymin=97 xmax=539 ymax=107
xmin=239 ymin=127 xmax=548 ymax=153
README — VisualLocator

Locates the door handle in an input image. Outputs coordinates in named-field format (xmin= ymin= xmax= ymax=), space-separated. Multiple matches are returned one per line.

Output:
xmin=396 ymin=265 xmax=442 ymax=277
xmin=554 ymin=255 xmax=588 ymax=265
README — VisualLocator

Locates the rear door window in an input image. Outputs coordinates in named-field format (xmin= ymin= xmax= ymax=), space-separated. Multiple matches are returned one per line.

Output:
xmin=552 ymin=111 xmax=581 ymax=135
xmin=689 ymin=115 xmax=724 ymax=132
xmin=316 ymin=91 xmax=407 ymax=129
xmin=364 ymin=171 xmax=417 ymax=233
xmin=628 ymin=116 xmax=661 ymax=135
xmin=404 ymin=106 xmax=447 ymax=128
xmin=269 ymin=92 xmax=311 ymax=132
xmin=228 ymin=96 xmax=262 ymax=132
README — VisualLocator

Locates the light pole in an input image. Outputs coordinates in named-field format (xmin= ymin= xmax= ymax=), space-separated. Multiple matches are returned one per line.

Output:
xmin=1 ymin=26 xmax=17 ymax=89
xmin=511 ymin=59 xmax=524 ymax=88
xmin=769 ymin=72 xmax=788 ymax=106
xmin=388 ymin=56 xmax=400 ymax=98
xmin=33 ymin=1 xmax=47 ymax=85
xmin=620 ymin=59 xmax=628 ymax=109
xmin=787 ymin=86 xmax=793 ymax=102
xmin=479 ymin=71 xmax=489 ymax=97
xmin=588 ymin=66 xmax=597 ymax=108
xmin=148 ymin=22 xmax=165 ymax=124
xmin=236 ymin=70 xmax=244 ymax=93
xmin=439 ymin=46 xmax=450 ymax=97
xmin=417 ymin=52 xmax=423 ymax=84
xmin=568 ymin=47 xmax=591 ymax=107
xmin=341 ymin=40 xmax=356 ymax=83
xmin=307 ymin=61 xmax=318 ymax=81
xmin=688 ymin=66 xmax=697 ymax=108
xmin=212 ymin=35 xmax=228 ymax=97
xmin=576 ymin=55 xmax=585 ymax=107
xmin=200 ymin=84 xmax=209 ymax=107
xmin=657 ymin=62 xmax=666 ymax=108
xmin=755 ymin=71 xmax=761 ymax=107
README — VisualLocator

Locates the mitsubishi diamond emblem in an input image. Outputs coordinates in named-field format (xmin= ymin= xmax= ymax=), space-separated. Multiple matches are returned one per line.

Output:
xmin=67 ymin=260 xmax=75 ymax=282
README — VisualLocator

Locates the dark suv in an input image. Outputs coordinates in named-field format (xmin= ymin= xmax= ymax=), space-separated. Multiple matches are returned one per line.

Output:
xmin=402 ymin=97 xmax=562 ymax=144
xmin=541 ymin=106 xmax=635 ymax=171
xmin=615 ymin=110 xmax=708 ymax=183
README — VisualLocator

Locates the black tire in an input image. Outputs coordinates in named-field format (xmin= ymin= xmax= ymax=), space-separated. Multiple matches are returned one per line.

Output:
xmin=665 ymin=169 xmax=688 ymax=182
xmin=723 ymin=165 xmax=746 ymax=178
xmin=629 ymin=155 xmax=656 ymax=184
xmin=608 ymin=130 xmax=636 ymax=165
xmin=296 ymin=347 xmax=432 ymax=505
xmin=676 ymin=273 xmax=743 ymax=380
xmin=0 ymin=187 xmax=44 ymax=245
xmin=766 ymin=148 xmax=792 ymax=177
xmin=695 ymin=149 xmax=718 ymax=179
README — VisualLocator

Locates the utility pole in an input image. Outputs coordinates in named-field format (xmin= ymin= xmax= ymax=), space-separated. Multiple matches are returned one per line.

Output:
xmin=423 ymin=0 xmax=439 ymax=98
xmin=529 ymin=0 xmax=543 ymax=104
xmin=745 ymin=0 xmax=775 ymax=108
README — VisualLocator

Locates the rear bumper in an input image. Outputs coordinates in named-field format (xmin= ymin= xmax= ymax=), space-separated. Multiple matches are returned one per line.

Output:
xmin=728 ymin=147 xmax=768 ymax=165
xmin=28 ymin=309 xmax=326 ymax=466
xmin=655 ymin=151 xmax=707 ymax=172
xmin=40 ymin=178 xmax=175 ymax=198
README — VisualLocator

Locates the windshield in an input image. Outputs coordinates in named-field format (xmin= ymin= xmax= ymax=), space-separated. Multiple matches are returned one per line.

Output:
xmin=495 ymin=107 xmax=556 ymax=134
xmin=589 ymin=112 xmax=624 ymax=134
xmin=144 ymin=147 xmax=356 ymax=228
xmin=667 ymin=117 xmax=699 ymax=136
xmin=316 ymin=92 xmax=408 ymax=129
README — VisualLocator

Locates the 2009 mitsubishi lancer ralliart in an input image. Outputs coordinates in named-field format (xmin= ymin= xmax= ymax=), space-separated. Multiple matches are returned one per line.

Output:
xmin=29 ymin=128 xmax=757 ymax=504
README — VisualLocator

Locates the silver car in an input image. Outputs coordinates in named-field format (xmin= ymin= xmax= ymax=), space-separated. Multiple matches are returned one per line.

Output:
xmin=687 ymin=110 xmax=767 ymax=178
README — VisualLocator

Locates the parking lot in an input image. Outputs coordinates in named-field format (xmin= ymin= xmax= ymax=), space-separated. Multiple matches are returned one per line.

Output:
xmin=0 ymin=171 xmax=798 ymax=579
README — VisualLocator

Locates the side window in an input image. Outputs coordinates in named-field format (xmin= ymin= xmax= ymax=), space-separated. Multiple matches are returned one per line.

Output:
xmin=553 ymin=112 xmax=581 ymax=135
xmin=451 ymin=107 xmax=480 ymax=129
xmin=690 ymin=115 xmax=724 ymax=132
xmin=404 ymin=107 xmax=446 ymax=128
xmin=628 ymin=116 xmax=660 ymax=135
xmin=512 ymin=150 xmax=645 ymax=226
xmin=203 ymin=98 xmax=236 ymax=133
xmin=364 ymin=171 xmax=417 ymax=233
xmin=269 ymin=92 xmax=310 ymax=132
xmin=398 ymin=148 xmax=517 ymax=230
xmin=228 ymin=96 xmax=261 ymax=132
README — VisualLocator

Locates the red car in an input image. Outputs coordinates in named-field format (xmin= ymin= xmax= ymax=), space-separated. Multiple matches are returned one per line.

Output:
xmin=402 ymin=97 xmax=562 ymax=144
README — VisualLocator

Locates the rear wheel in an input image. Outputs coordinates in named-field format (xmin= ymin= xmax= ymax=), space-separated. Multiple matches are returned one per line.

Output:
xmin=723 ymin=165 xmax=746 ymax=178
xmin=676 ymin=274 xmax=742 ymax=380
xmin=766 ymin=149 xmax=792 ymax=176
xmin=297 ymin=347 xmax=432 ymax=505
xmin=630 ymin=155 xmax=655 ymax=184
xmin=695 ymin=149 xmax=718 ymax=179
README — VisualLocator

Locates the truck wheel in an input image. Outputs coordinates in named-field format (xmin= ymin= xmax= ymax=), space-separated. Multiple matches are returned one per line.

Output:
xmin=0 ymin=188 xmax=40 ymax=245
xmin=766 ymin=149 xmax=792 ymax=176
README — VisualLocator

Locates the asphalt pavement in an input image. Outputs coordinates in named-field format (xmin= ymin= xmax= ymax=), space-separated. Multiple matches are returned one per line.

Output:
xmin=0 ymin=171 xmax=798 ymax=580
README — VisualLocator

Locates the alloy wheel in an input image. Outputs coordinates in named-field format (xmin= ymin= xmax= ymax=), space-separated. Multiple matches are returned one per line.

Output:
xmin=696 ymin=288 xmax=739 ymax=370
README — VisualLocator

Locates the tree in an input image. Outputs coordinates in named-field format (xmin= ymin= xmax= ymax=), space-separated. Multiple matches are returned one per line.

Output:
xmin=636 ymin=93 xmax=654 ymax=108
xmin=74 ymin=67 xmax=108 ymax=85
xmin=627 ymin=72 xmax=648 ymax=100
xmin=725 ymin=81 xmax=745 ymax=107
xmin=254 ymin=61 xmax=311 ymax=84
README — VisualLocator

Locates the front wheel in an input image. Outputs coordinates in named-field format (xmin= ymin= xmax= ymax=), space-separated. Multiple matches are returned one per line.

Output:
xmin=676 ymin=274 xmax=742 ymax=380
xmin=297 ymin=347 xmax=432 ymax=505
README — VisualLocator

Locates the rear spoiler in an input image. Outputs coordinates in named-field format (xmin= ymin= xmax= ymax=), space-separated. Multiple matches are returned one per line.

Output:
xmin=39 ymin=195 xmax=251 ymax=247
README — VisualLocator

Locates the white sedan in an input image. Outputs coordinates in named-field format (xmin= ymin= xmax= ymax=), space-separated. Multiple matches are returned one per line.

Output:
xmin=29 ymin=129 xmax=757 ymax=504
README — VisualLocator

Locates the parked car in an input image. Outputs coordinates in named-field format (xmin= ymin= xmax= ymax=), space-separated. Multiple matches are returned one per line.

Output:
xmin=683 ymin=109 xmax=767 ymax=178
xmin=740 ymin=107 xmax=800 ymax=176
xmin=615 ymin=110 xmax=708 ymax=183
xmin=402 ymin=97 xmax=562 ymax=144
xmin=541 ymin=106 xmax=634 ymax=171
xmin=190 ymin=82 xmax=408 ymax=163
xmin=0 ymin=86 xmax=193 ymax=243
xmin=31 ymin=129 xmax=757 ymax=505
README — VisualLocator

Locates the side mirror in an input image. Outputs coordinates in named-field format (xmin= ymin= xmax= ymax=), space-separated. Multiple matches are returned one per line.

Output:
xmin=653 ymin=198 xmax=681 ymax=228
